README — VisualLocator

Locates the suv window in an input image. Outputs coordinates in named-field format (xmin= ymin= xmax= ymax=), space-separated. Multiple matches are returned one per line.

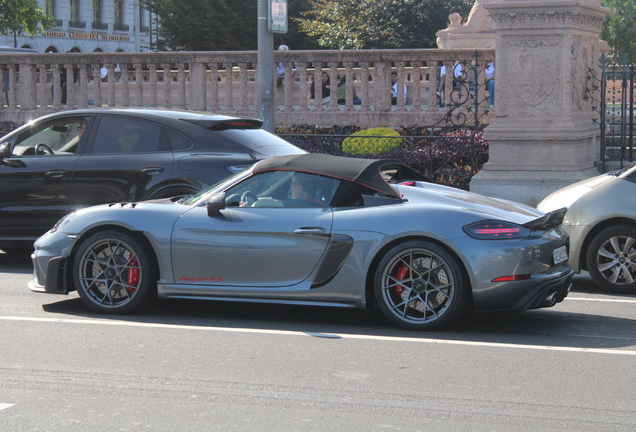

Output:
xmin=12 ymin=117 xmax=87 ymax=156
xmin=165 ymin=127 xmax=194 ymax=151
xmin=92 ymin=117 xmax=163 ymax=154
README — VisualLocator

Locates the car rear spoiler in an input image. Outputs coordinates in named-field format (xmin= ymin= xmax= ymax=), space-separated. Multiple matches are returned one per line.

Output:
xmin=522 ymin=208 xmax=567 ymax=231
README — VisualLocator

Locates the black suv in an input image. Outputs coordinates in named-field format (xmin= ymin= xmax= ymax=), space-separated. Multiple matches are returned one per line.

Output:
xmin=0 ymin=108 xmax=305 ymax=253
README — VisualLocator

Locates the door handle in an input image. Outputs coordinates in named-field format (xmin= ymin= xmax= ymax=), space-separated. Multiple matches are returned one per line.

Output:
xmin=45 ymin=170 xmax=67 ymax=178
xmin=141 ymin=167 xmax=165 ymax=174
xmin=293 ymin=227 xmax=325 ymax=235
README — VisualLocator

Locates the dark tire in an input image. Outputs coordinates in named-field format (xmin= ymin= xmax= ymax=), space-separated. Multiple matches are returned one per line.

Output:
xmin=586 ymin=225 xmax=636 ymax=294
xmin=73 ymin=229 xmax=158 ymax=314
xmin=374 ymin=240 xmax=468 ymax=330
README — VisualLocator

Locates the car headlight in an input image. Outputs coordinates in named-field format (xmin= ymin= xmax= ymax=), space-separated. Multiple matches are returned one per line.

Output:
xmin=463 ymin=220 xmax=531 ymax=240
xmin=49 ymin=212 xmax=78 ymax=233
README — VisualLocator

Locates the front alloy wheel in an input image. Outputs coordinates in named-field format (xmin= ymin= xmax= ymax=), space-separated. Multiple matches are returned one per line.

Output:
xmin=586 ymin=225 xmax=636 ymax=294
xmin=73 ymin=230 xmax=157 ymax=313
xmin=374 ymin=240 xmax=468 ymax=330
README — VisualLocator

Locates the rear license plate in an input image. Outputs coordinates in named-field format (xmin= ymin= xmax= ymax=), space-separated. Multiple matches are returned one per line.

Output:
xmin=553 ymin=245 xmax=568 ymax=265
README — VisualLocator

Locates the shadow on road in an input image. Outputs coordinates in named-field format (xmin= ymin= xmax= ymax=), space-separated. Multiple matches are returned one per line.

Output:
xmin=40 ymin=290 xmax=636 ymax=351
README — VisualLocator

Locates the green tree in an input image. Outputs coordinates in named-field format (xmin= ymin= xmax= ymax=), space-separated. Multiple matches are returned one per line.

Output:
xmin=144 ymin=0 xmax=319 ymax=51
xmin=297 ymin=0 xmax=474 ymax=49
xmin=0 ymin=0 xmax=55 ymax=47
xmin=600 ymin=0 xmax=636 ymax=63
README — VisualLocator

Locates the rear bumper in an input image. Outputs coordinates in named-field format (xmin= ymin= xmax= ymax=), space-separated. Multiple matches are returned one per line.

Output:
xmin=491 ymin=269 xmax=574 ymax=313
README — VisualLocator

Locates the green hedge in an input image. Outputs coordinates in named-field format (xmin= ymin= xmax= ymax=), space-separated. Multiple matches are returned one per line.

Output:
xmin=342 ymin=127 xmax=402 ymax=154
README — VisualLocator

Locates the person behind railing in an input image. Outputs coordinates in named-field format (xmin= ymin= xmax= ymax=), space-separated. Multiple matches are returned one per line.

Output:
xmin=437 ymin=62 xmax=463 ymax=107
xmin=337 ymin=75 xmax=361 ymax=105
xmin=276 ymin=44 xmax=297 ymax=87
xmin=390 ymin=71 xmax=407 ymax=105
xmin=485 ymin=60 xmax=495 ymax=108
xmin=310 ymin=71 xmax=331 ymax=105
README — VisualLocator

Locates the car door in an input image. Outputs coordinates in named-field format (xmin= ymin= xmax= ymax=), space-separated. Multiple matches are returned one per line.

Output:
xmin=0 ymin=115 xmax=88 ymax=239
xmin=71 ymin=115 xmax=174 ymax=206
xmin=171 ymin=205 xmax=334 ymax=287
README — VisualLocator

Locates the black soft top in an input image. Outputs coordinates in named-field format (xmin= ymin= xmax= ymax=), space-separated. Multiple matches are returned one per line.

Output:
xmin=253 ymin=154 xmax=426 ymax=198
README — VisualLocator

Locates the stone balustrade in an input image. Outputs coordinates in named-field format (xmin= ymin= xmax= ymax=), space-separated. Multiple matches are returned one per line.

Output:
xmin=0 ymin=49 xmax=494 ymax=127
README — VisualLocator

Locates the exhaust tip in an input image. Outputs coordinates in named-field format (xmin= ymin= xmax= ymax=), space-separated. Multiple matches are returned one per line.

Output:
xmin=542 ymin=291 xmax=558 ymax=307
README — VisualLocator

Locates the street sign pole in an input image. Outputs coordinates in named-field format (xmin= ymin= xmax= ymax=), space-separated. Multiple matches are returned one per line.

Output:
xmin=257 ymin=0 xmax=275 ymax=133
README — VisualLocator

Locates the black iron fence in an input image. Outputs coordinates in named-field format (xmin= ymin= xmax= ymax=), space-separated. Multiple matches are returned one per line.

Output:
xmin=278 ymin=52 xmax=493 ymax=190
xmin=586 ymin=55 xmax=636 ymax=170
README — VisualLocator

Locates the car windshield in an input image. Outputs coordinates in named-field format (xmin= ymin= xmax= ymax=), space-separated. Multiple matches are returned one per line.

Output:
xmin=179 ymin=165 xmax=256 ymax=205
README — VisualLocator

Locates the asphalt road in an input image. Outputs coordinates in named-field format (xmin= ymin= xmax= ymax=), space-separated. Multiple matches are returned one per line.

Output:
xmin=1 ymin=251 xmax=636 ymax=431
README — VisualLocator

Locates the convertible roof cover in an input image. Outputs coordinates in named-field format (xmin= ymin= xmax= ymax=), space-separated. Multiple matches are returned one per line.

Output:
xmin=253 ymin=153 xmax=426 ymax=198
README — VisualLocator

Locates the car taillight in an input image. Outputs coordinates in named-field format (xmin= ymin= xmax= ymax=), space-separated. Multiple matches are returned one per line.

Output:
xmin=463 ymin=221 xmax=531 ymax=240
xmin=492 ymin=274 xmax=532 ymax=282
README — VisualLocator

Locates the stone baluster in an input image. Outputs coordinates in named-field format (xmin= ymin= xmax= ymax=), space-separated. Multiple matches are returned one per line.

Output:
xmin=119 ymin=64 xmax=129 ymax=107
xmin=106 ymin=63 xmax=116 ymax=107
xmin=162 ymin=63 xmax=171 ymax=108
xmin=314 ymin=63 xmax=323 ymax=112
xmin=37 ymin=64 xmax=48 ymax=108
xmin=297 ymin=62 xmax=308 ymax=111
xmin=208 ymin=63 xmax=219 ymax=112
xmin=79 ymin=64 xmax=89 ymax=108
xmin=93 ymin=63 xmax=102 ymax=106
xmin=134 ymin=64 xmax=144 ymax=107
xmin=426 ymin=61 xmax=438 ymax=112
xmin=177 ymin=64 xmax=186 ymax=109
xmin=343 ymin=62 xmax=355 ymax=111
xmin=189 ymin=62 xmax=206 ymax=111
xmin=411 ymin=62 xmax=422 ymax=112
xmin=395 ymin=62 xmax=406 ymax=111
xmin=148 ymin=63 xmax=157 ymax=107
xmin=239 ymin=62 xmax=249 ymax=112
xmin=327 ymin=62 xmax=338 ymax=112
xmin=223 ymin=62 xmax=233 ymax=112
xmin=52 ymin=64 xmax=62 ymax=108
xmin=360 ymin=62 xmax=370 ymax=112
xmin=282 ymin=61 xmax=293 ymax=111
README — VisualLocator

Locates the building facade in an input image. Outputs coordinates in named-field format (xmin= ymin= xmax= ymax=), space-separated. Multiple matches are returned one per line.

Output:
xmin=0 ymin=0 xmax=153 ymax=53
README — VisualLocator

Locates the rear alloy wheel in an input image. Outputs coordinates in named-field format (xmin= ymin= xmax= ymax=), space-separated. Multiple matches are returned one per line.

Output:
xmin=73 ymin=230 xmax=157 ymax=314
xmin=374 ymin=240 xmax=468 ymax=330
xmin=586 ymin=225 xmax=636 ymax=294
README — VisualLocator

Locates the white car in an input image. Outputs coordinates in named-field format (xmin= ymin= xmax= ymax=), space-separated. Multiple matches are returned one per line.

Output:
xmin=539 ymin=166 xmax=636 ymax=294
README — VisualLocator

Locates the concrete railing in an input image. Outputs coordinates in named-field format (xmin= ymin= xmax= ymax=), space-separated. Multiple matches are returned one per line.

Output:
xmin=0 ymin=49 xmax=494 ymax=127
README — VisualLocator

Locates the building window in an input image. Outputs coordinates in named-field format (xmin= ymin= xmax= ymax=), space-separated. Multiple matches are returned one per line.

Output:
xmin=139 ymin=5 xmax=145 ymax=28
xmin=93 ymin=0 xmax=102 ymax=23
xmin=115 ymin=0 xmax=124 ymax=27
xmin=46 ymin=0 xmax=56 ymax=17
xmin=70 ymin=0 xmax=79 ymax=22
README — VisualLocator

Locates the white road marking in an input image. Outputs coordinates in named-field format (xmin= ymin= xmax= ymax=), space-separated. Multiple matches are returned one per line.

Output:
xmin=1 ymin=315 xmax=635 ymax=356
xmin=0 ymin=403 xmax=15 ymax=411
xmin=567 ymin=296 xmax=636 ymax=304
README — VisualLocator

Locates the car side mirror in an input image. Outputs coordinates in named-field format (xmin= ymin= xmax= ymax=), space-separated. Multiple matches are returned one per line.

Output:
xmin=0 ymin=142 xmax=11 ymax=162
xmin=206 ymin=192 xmax=226 ymax=217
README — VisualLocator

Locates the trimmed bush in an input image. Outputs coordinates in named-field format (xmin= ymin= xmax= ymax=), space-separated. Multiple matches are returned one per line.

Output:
xmin=276 ymin=125 xmax=489 ymax=191
xmin=342 ymin=127 xmax=402 ymax=154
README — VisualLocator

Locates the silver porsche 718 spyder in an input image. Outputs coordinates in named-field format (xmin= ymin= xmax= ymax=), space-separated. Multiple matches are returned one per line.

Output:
xmin=29 ymin=154 xmax=573 ymax=330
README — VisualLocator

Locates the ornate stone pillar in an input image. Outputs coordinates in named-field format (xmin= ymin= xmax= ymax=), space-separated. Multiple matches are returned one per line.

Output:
xmin=470 ymin=0 xmax=610 ymax=206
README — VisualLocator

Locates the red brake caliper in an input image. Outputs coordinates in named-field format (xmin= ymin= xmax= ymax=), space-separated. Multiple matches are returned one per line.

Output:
xmin=127 ymin=258 xmax=139 ymax=293
xmin=394 ymin=264 xmax=408 ymax=295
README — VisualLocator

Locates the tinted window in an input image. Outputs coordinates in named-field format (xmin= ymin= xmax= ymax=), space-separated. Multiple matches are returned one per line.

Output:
xmin=92 ymin=116 xmax=162 ymax=154
xmin=165 ymin=127 xmax=194 ymax=151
